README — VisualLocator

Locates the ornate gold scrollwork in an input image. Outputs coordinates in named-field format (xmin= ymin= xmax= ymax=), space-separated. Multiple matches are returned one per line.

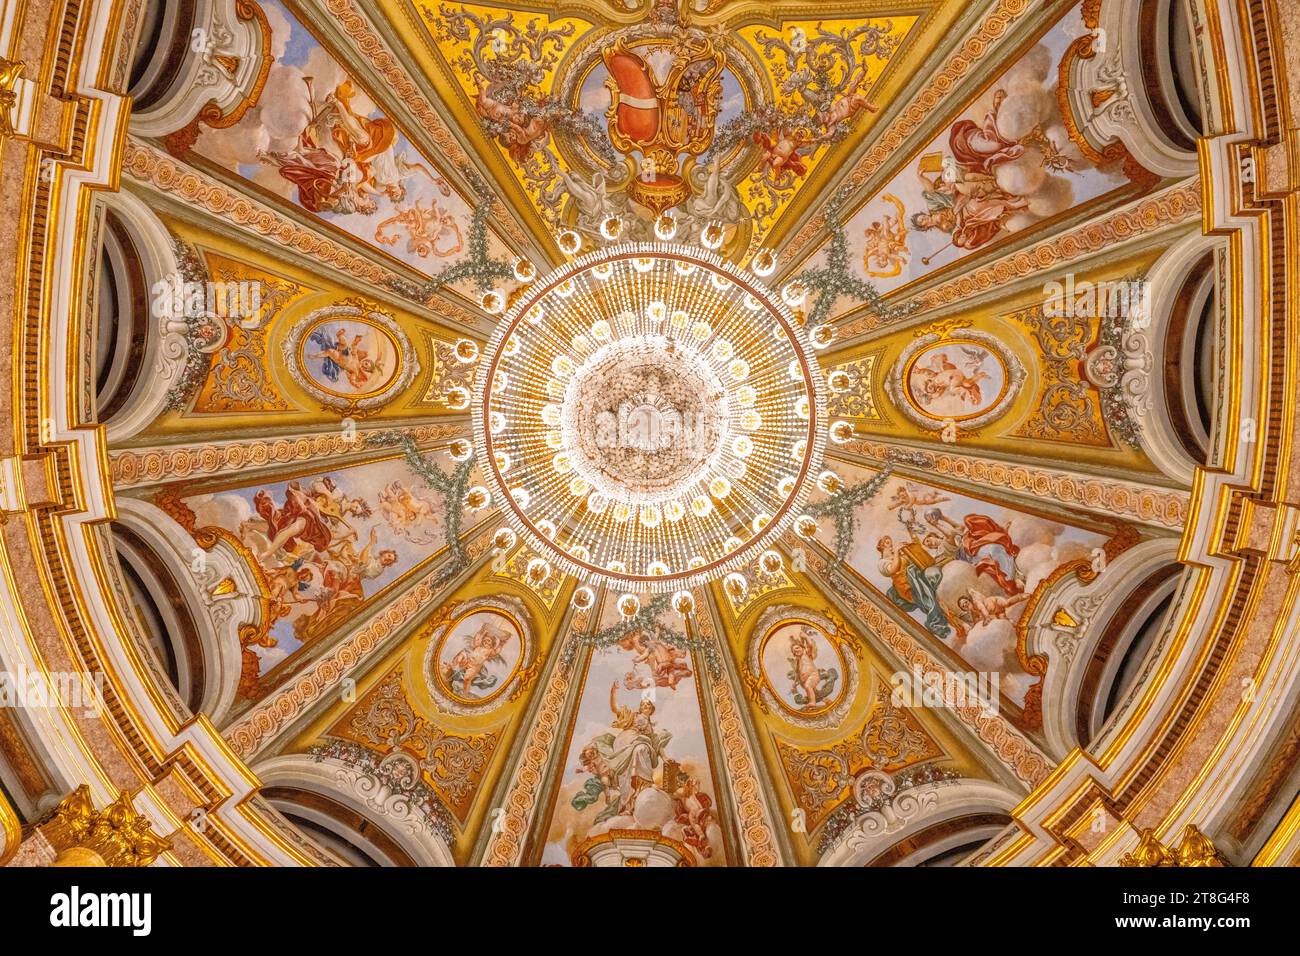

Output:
xmin=36 ymin=785 xmax=172 ymax=867
xmin=0 ymin=57 xmax=23 ymax=138
xmin=1118 ymin=824 xmax=1228 ymax=867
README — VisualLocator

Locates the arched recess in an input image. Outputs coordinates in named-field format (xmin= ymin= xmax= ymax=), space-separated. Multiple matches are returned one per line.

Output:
xmin=255 ymin=756 xmax=455 ymax=867
xmin=128 ymin=0 xmax=273 ymax=148
xmin=90 ymin=190 xmax=189 ymax=442
xmin=1063 ymin=0 xmax=1201 ymax=178
xmin=126 ymin=0 xmax=197 ymax=113
xmin=818 ymin=779 xmax=1022 ymax=867
xmin=1135 ymin=0 xmax=1208 ymax=149
xmin=111 ymin=498 xmax=255 ymax=725
xmin=1030 ymin=537 xmax=1183 ymax=757
xmin=1160 ymin=248 xmax=1220 ymax=464
xmin=1121 ymin=232 xmax=1226 ymax=484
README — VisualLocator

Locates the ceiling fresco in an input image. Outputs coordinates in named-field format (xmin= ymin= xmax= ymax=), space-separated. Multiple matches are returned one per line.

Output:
xmin=99 ymin=0 xmax=1213 ymax=865
xmin=5 ymin=0 xmax=1299 ymax=886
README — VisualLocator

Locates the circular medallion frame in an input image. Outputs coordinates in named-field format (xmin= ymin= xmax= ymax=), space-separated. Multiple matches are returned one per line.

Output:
xmin=281 ymin=303 xmax=419 ymax=414
xmin=886 ymin=330 xmax=1025 ymax=431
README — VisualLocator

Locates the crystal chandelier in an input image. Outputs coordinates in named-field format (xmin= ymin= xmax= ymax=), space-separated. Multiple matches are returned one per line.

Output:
xmin=472 ymin=241 xmax=826 ymax=592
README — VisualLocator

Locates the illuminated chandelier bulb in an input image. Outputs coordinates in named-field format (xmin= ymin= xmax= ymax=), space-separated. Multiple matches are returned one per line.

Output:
xmin=669 ymin=310 xmax=689 ymax=331
xmin=777 ymin=476 xmax=797 ymax=497
xmin=535 ymin=518 xmax=557 ymax=540
xmin=600 ymin=215 xmax=624 ymax=240
xmin=492 ymin=371 xmax=509 ymax=394
xmin=526 ymin=558 xmax=551 ymax=585
xmin=709 ymin=477 xmax=732 ymax=499
xmin=818 ymin=470 xmax=844 ymax=494
xmin=632 ymin=256 xmax=655 ymax=273
xmin=688 ymin=555 xmax=706 ymax=570
xmin=551 ymin=355 xmax=575 ymax=377
xmin=691 ymin=495 xmax=713 ymax=517
xmin=590 ymin=319 xmax=612 ymax=342
xmin=571 ymin=544 xmax=591 ymax=563
xmin=555 ymin=278 xmax=576 ymax=297
xmin=751 ymin=512 xmax=771 ymax=533
xmin=729 ymin=359 xmax=750 ymax=381
xmin=740 ymin=410 xmax=761 ymax=430
xmin=592 ymin=260 xmax=614 ymax=280
xmin=790 ymin=439 xmax=807 ymax=461
xmin=690 ymin=321 xmax=712 ymax=341
xmin=700 ymin=220 xmax=725 ymax=249
xmin=794 ymin=515 xmax=818 ymax=539
xmin=541 ymin=403 xmax=561 ymax=426
xmin=551 ymin=452 xmax=572 ymax=475
xmin=513 ymin=258 xmax=537 ymax=282
xmin=573 ymin=586 xmax=595 ymax=610
xmin=510 ymin=486 xmax=531 ymax=508
xmin=648 ymin=560 xmax=670 ymax=576
xmin=454 ymin=339 xmax=479 ymax=363
xmin=673 ymin=259 xmax=696 ymax=276
xmin=759 ymin=550 xmax=784 ymax=575
xmin=445 ymin=387 xmax=470 ymax=410
xmin=787 ymin=360 xmax=803 ymax=381
xmin=492 ymin=528 xmax=517 ymax=551
xmin=481 ymin=290 xmax=505 ymax=314
xmin=447 ymin=438 xmax=473 ymax=461
xmin=612 ymin=502 xmax=632 ymax=523
xmin=557 ymin=229 xmax=581 ymax=255
xmin=503 ymin=334 xmax=521 ymax=357
xmin=568 ymin=477 xmax=590 ymax=498
xmin=465 ymin=486 xmax=491 ymax=510
xmin=526 ymin=304 xmax=545 ymax=324
xmin=711 ymin=339 xmax=734 ymax=361
xmin=647 ymin=301 xmax=667 ymax=323
xmin=808 ymin=324 xmax=835 ymax=349
xmin=640 ymin=505 xmax=662 ymax=528
xmin=672 ymin=590 xmax=695 ymax=615
xmin=736 ymin=386 xmax=756 ymax=406
xmin=664 ymin=501 xmax=685 ymax=522
xmin=544 ymin=429 xmax=563 ymax=449
xmin=494 ymin=451 xmax=511 ymax=473
xmin=607 ymin=560 xmax=627 ymax=574
xmin=830 ymin=420 xmax=855 ymax=444
xmin=617 ymin=593 xmax=641 ymax=618
xmin=571 ymin=333 xmax=592 ymax=353
xmin=710 ymin=272 xmax=731 ymax=291
xmin=782 ymin=280 xmax=807 ymax=306
xmin=488 ymin=411 xmax=507 ymax=434
xmin=655 ymin=212 xmax=678 ymax=240
xmin=587 ymin=493 xmax=609 ymax=514
xmin=732 ymin=436 xmax=753 ymax=458
xmin=828 ymin=369 xmax=852 ymax=392
xmin=743 ymin=294 xmax=762 ymax=311
xmin=796 ymin=396 xmax=810 ymax=419
xmin=751 ymin=248 xmax=776 ymax=276
xmin=724 ymin=536 xmax=743 ymax=552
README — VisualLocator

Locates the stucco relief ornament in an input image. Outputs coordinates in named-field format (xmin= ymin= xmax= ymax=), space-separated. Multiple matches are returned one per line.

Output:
xmin=281 ymin=302 xmax=420 ymax=416
xmin=1084 ymin=307 xmax=1153 ymax=448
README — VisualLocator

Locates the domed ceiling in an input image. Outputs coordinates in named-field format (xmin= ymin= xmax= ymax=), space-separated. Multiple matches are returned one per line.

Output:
xmin=1 ymin=0 xmax=1299 ymax=870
